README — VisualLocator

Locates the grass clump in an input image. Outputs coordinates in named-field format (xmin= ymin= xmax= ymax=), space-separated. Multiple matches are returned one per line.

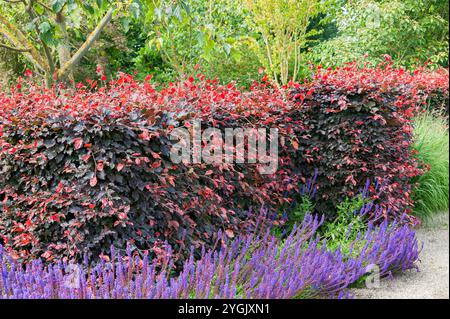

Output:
xmin=412 ymin=111 xmax=449 ymax=220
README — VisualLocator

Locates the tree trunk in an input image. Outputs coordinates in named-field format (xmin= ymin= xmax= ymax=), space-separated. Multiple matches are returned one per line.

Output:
xmin=0 ymin=14 xmax=49 ymax=73
xmin=55 ymin=12 xmax=74 ymax=83
xmin=56 ymin=8 xmax=113 ymax=81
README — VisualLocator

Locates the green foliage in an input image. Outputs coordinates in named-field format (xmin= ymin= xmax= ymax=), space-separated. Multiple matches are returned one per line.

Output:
xmin=277 ymin=196 xmax=315 ymax=236
xmin=2 ymin=0 xmax=448 ymax=85
xmin=275 ymin=194 xmax=369 ymax=257
xmin=412 ymin=111 xmax=449 ymax=220
xmin=136 ymin=0 xmax=260 ymax=85
xmin=201 ymin=42 xmax=262 ymax=88
xmin=0 ymin=0 xmax=141 ymax=84
xmin=310 ymin=0 xmax=449 ymax=69
xmin=241 ymin=0 xmax=322 ymax=85
xmin=321 ymin=196 xmax=368 ymax=255
xmin=76 ymin=18 xmax=147 ymax=82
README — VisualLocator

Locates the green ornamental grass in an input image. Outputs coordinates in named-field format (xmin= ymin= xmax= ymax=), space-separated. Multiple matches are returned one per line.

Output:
xmin=412 ymin=111 xmax=449 ymax=220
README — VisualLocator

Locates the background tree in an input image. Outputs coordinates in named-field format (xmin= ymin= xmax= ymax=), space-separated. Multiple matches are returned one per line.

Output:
xmin=0 ymin=0 xmax=138 ymax=85
xmin=310 ymin=0 xmax=449 ymax=69
xmin=241 ymin=0 xmax=321 ymax=85
xmin=1 ymin=0 xmax=448 ymax=86
xmin=134 ymin=0 xmax=260 ymax=85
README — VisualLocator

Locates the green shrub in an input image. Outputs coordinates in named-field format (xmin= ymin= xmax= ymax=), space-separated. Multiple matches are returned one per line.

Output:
xmin=412 ymin=111 xmax=449 ymax=220
xmin=278 ymin=196 xmax=315 ymax=236
xmin=321 ymin=195 xmax=368 ymax=255
xmin=279 ymin=194 xmax=369 ymax=255
xmin=309 ymin=0 xmax=449 ymax=69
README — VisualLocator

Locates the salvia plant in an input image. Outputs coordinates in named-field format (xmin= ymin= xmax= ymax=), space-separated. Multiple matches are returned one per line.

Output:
xmin=0 ymin=207 xmax=420 ymax=299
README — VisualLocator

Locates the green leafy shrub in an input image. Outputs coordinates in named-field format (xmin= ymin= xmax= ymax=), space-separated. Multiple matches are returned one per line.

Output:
xmin=321 ymin=195 xmax=369 ymax=255
xmin=412 ymin=111 xmax=449 ymax=220
xmin=290 ymin=196 xmax=315 ymax=225
xmin=273 ymin=195 xmax=315 ymax=238
xmin=310 ymin=0 xmax=449 ymax=70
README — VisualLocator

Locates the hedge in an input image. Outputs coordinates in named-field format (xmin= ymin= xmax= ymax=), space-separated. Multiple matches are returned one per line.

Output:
xmin=0 ymin=64 xmax=447 ymax=263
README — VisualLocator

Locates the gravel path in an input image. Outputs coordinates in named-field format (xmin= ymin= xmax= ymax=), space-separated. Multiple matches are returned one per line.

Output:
xmin=353 ymin=213 xmax=449 ymax=299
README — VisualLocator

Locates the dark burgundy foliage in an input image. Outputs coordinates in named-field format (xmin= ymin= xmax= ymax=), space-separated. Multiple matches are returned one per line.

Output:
xmin=290 ymin=63 xmax=448 ymax=219
xmin=0 ymin=64 xmax=447 ymax=264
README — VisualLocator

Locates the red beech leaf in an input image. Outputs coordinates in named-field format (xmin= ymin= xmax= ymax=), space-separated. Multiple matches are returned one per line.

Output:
xmin=82 ymin=154 xmax=90 ymax=163
xmin=151 ymin=152 xmax=161 ymax=159
xmin=225 ymin=229 xmax=234 ymax=238
xmin=73 ymin=138 xmax=83 ymax=150
xmin=89 ymin=176 xmax=97 ymax=187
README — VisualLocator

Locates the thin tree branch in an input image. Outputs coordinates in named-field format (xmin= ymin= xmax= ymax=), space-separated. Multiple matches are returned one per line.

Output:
xmin=0 ymin=42 xmax=31 ymax=52
xmin=0 ymin=14 xmax=48 ymax=71
xmin=35 ymin=1 xmax=52 ymax=12
xmin=57 ymin=8 xmax=113 ymax=80
xmin=25 ymin=0 xmax=55 ymax=73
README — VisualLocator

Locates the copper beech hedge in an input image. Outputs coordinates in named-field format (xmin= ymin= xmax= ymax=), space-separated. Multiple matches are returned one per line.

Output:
xmin=0 ymin=62 xmax=448 ymax=264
